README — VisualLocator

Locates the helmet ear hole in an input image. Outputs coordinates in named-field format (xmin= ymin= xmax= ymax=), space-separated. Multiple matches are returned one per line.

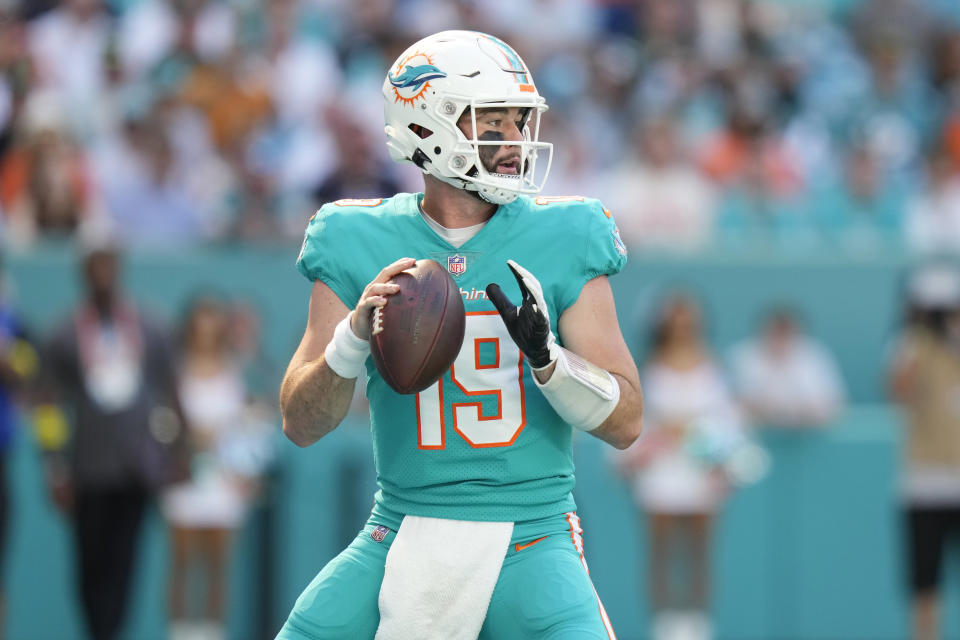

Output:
xmin=408 ymin=124 xmax=434 ymax=139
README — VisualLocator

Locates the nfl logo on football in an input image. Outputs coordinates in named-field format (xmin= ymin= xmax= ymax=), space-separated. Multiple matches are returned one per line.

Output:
xmin=447 ymin=254 xmax=466 ymax=277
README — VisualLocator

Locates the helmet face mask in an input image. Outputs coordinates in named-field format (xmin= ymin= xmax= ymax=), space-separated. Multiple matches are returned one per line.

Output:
xmin=382 ymin=31 xmax=553 ymax=204
xmin=452 ymin=99 xmax=552 ymax=204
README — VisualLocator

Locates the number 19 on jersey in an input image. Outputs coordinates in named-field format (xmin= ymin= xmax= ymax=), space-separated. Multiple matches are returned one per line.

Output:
xmin=416 ymin=311 xmax=527 ymax=449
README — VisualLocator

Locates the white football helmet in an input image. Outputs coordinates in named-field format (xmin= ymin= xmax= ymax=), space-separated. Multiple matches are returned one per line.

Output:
xmin=382 ymin=30 xmax=553 ymax=204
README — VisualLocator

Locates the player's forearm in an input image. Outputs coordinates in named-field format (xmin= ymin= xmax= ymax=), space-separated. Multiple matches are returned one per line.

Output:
xmin=588 ymin=373 xmax=643 ymax=450
xmin=280 ymin=359 xmax=356 ymax=447
xmin=531 ymin=346 xmax=642 ymax=448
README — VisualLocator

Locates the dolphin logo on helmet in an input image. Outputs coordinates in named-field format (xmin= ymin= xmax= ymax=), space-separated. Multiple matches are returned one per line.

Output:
xmin=389 ymin=52 xmax=447 ymax=107
xmin=388 ymin=64 xmax=447 ymax=90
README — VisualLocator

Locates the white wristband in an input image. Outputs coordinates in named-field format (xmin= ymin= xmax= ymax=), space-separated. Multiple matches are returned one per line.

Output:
xmin=323 ymin=312 xmax=370 ymax=379
xmin=533 ymin=348 xmax=620 ymax=432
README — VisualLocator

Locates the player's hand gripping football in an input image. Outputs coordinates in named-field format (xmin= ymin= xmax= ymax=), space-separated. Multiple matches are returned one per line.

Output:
xmin=486 ymin=260 xmax=559 ymax=370
xmin=350 ymin=257 xmax=417 ymax=340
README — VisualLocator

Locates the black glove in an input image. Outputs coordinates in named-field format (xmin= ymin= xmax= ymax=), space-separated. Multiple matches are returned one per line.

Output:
xmin=486 ymin=260 xmax=556 ymax=369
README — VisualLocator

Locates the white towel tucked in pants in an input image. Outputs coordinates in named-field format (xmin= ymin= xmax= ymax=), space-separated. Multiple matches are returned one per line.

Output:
xmin=375 ymin=516 xmax=514 ymax=640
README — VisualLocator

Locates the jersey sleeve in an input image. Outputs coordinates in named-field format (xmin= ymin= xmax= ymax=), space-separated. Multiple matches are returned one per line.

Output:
xmin=557 ymin=199 xmax=628 ymax=311
xmin=584 ymin=200 xmax=628 ymax=279
xmin=295 ymin=205 xmax=361 ymax=308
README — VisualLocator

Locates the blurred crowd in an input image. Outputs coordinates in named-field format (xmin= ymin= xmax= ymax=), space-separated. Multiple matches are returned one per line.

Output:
xmin=0 ymin=0 xmax=958 ymax=252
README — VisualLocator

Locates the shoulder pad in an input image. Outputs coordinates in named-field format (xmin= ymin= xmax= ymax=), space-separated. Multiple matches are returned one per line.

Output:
xmin=311 ymin=197 xmax=389 ymax=221
xmin=330 ymin=198 xmax=386 ymax=208
xmin=532 ymin=195 xmax=610 ymax=218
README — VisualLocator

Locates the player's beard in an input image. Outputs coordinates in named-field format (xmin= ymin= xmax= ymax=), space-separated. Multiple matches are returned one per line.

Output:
xmin=477 ymin=132 xmax=523 ymax=177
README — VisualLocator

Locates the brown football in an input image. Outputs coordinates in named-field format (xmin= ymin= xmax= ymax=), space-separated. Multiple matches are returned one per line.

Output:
xmin=369 ymin=259 xmax=466 ymax=394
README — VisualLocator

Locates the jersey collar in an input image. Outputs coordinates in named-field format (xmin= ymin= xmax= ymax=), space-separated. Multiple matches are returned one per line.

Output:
xmin=409 ymin=193 xmax=523 ymax=252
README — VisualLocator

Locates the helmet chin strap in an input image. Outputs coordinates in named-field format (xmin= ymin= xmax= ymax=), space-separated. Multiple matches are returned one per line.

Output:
xmin=431 ymin=171 xmax=517 ymax=205
xmin=477 ymin=187 xmax=518 ymax=205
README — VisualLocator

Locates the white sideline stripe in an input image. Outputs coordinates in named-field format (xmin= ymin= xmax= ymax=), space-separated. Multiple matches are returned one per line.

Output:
xmin=564 ymin=512 xmax=617 ymax=640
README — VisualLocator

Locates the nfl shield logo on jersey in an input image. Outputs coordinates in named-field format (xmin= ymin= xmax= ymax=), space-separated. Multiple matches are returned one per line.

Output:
xmin=447 ymin=254 xmax=467 ymax=277
xmin=371 ymin=525 xmax=390 ymax=543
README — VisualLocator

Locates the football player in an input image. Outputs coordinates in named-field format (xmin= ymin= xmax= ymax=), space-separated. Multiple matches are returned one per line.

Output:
xmin=278 ymin=30 xmax=643 ymax=640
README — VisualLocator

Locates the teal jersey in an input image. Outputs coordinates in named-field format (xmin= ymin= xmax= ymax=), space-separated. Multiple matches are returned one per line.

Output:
xmin=297 ymin=193 xmax=627 ymax=522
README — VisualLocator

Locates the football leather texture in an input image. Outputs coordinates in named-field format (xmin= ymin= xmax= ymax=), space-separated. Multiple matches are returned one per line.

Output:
xmin=370 ymin=259 xmax=466 ymax=394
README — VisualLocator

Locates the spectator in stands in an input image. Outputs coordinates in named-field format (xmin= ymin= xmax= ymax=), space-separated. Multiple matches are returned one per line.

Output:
xmin=933 ymin=27 xmax=960 ymax=173
xmin=703 ymin=109 xmax=810 ymax=248
xmin=904 ymin=145 xmax=960 ymax=254
xmin=311 ymin=107 xmax=404 ymax=207
xmin=604 ymin=117 xmax=717 ymax=251
xmin=0 ymin=94 xmax=101 ymax=245
xmin=176 ymin=51 xmax=272 ymax=158
xmin=809 ymin=144 xmax=906 ymax=251
xmin=101 ymin=121 xmax=205 ymax=246
xmin=163 ymin=294 xmax=271 ymax=640
xmin=117 ymin=0 xmax=236 ymax=81
xmin=253 ymin=0 xmax=341 ymax=129
xmin=730 ymin=306 xmax=846 ymax=428
xmin=699 ymin=105 xmax=801 ymax=197
xmin=37 ymin=223 xmax=188 ymax=640
xmin=850 ymin=0 xmax=940 ymax=164
xmin=889 ymin=263 xmax=960 ymax=640
xmin=617 ymin=292 xmax=744 ymax=640
xmin=25 ymin=0 xmax=111 ymax=138
xmin=0 ymin=9 xmax=29 ymax=159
